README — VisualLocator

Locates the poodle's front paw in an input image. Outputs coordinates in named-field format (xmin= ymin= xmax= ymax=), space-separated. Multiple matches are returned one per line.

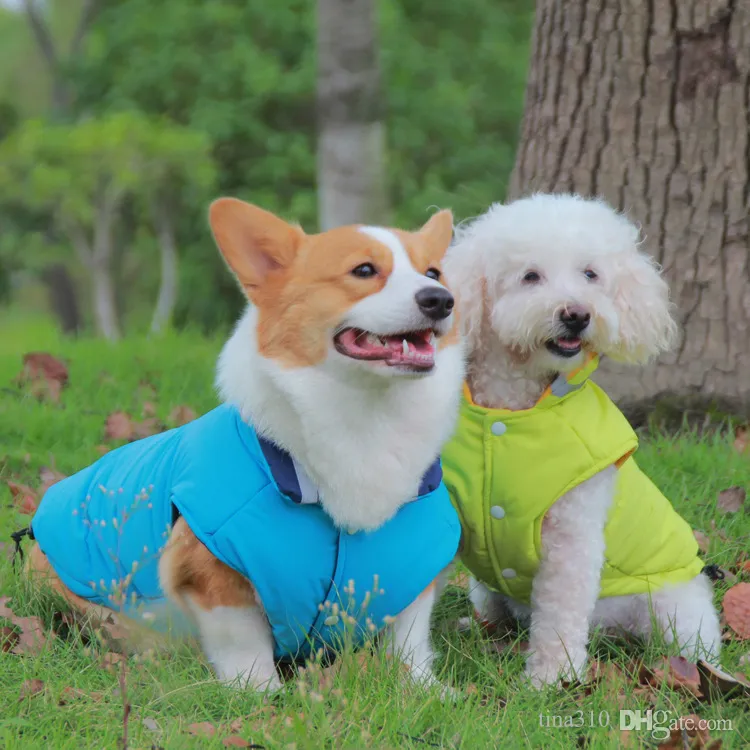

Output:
xmin=524 ymin=652 xmax=586 ymax=689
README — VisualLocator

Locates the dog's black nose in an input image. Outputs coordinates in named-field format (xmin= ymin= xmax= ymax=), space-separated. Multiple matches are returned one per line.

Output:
xmin=560 ymin=306 xmax=591 ymax=334
xmin=415 ymin=287 xmax=454 ymax=321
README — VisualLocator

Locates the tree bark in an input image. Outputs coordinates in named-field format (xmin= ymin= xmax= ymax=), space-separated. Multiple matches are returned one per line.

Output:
xmin=150 ymin=204 xmax=178 ymax=334
xmin=91 ymin=263 xmax=120 ymax=341
xmin=316 ymin=0 xmax=388 ymax=230
xmin=509 ymin=0 xmax=750 ymax=405
xmin=22 ymin=0 xmax=102 ymax=336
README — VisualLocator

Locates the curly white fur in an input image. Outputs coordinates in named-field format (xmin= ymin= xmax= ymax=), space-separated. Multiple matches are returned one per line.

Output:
xmin=447 ymin=193 xmax=720 ymax=687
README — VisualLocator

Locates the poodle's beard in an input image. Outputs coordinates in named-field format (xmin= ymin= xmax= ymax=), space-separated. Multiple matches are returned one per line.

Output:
xmin=491 ymin=300 xmax=619 ymax=371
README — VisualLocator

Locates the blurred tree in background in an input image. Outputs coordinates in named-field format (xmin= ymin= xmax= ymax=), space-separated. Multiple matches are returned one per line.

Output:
xmin=0 ymin=0 xmax=532 ymax=334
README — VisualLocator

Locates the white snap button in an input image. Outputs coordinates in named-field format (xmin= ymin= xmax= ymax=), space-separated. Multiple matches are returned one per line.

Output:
xmin=491 ymin=421 xmax=507 ymax=436
xmin=501 ymin=568 xmax=516 ymax=579
xmin=490 ymin=506 xmax=505 ymax=519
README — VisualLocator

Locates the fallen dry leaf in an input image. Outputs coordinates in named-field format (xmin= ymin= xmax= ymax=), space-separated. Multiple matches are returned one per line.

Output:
xmin=142 ymin=401 xmax=157 ymax=417
xmin=222 ymin=738 xmax=254 ymax=748
xmin=142 ymin=717 xmax=161 ymax=733
xmin=39 ymin=466 xmax=67 ymax=495
xmin=104 ymin=411 xmax=134 ymax=441
xmin=57 ymin=686 xmax=92 ymax=705
xmin=693 ymin=530 xmax=710 ymax=554
xmin=646 ymin=656 xmax=702 ymax=697
xmin=6 ymin=481 xmax=39 ymax=515
xmin=18 ymin=678 xmax=45 ymax=700
xmin=100 ymin=651 xmax=126 ymax=671
xmin=187 ymin=722 xmax=217 ymax=738
xmin=1 ymin=625 xmax=19 ymax=652
xmin=697 ymin=659 xmax=750 ymax=700
xmin=105 ymin=411 xmax=164 ymax=442
xmin=656 ymin=713 xmax=713 ymax=749
xmin=169 ymin=404 xmax=197 ymax=426
xmin=709 ymin=520 xmax=730 ymax=543
xmin=717 ymin=487 xmax=745 ymax=514
xmin=132 ymin=417 xmax=163 ymax=439
xmin=0 ymin=596 xmax=48 ymax=655
xmin=95 ymin=444 xmax=110 ymax=456
xmin=451 ymin=571 xmax=470 ymax=589
xmin=733 ymin=426 xmax=749 ymax=454
xmin=16 ymin=352 xmax=68 ymax=404
xmin=723 ymin=583 xmax=750 ymax=639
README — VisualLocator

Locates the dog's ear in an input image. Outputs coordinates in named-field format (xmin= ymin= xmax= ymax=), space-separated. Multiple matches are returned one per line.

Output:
xmin=419 ymin=209 xmax=454 ymax=261
xmin=608 ymin=248 xmax=679 ymax=363
xmin=443 ymin=221 xmax=489 ymax=351
xmin=209 ymin=198 xmax=303 ymax=297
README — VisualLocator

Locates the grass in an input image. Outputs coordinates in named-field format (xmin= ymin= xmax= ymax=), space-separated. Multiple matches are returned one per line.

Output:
xmin=1 ymin=311 xmax=749 ymax=749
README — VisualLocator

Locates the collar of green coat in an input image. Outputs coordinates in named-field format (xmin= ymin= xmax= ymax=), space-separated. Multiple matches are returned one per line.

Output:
xmin=462 ymin=352 xmax=600 ymax=417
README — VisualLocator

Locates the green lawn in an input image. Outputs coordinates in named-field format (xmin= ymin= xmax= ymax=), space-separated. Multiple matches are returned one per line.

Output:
xmin=1 ymin=313 xmax=749 ymax=749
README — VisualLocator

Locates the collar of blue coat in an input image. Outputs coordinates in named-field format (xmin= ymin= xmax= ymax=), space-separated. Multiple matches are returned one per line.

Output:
xmin=463 ymin=352 xmax=601 ymax=412
xmin=256 ymin=430 xmax=444 ymax=505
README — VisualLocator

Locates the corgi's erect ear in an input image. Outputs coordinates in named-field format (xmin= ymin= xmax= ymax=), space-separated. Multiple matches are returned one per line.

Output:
xmin=419 ymin=209 xmax=454 ymax=259
xmin=208 ymin=198 xmax=303 ymax=292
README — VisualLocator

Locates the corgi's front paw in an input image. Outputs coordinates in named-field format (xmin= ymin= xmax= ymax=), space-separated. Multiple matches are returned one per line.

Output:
xmin=405 ymin=663 xmax=457 ymax=701
xmin=215 ymin=660 xmax=282 ymax=692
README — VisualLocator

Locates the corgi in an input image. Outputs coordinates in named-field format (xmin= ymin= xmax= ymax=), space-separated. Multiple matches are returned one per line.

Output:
xmin=24 ymin=199 xmax=465 ymax=691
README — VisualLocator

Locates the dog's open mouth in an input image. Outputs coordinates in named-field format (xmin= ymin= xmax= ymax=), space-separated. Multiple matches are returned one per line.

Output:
xmin=334 ymin=328 xmax=437 ymax=370
xmin=546 ymin=335 xmax=583 ymax=358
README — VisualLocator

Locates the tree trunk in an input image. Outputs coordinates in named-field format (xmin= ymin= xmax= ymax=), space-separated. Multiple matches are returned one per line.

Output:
xmin=40 ymin=263 xmax=81 ymax=335
xmin=509 ymin=0 xmax=750 ymax=405
xmin=92 ymin=263 xmax=120 ymax=341
xmin=150 ymin=204 xmax=178 ymax=334
xmin=316 ymin=0 xmax=388 ymax=230
xmin=22 ymin=0 xmax=103 ymax=337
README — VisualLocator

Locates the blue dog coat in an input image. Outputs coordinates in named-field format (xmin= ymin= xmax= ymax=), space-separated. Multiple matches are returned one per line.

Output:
xmin=31 ymin=405 xmax=460 ymax=661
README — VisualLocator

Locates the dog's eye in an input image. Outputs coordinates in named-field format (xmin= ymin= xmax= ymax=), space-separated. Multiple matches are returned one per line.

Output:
xmin=425 ymin=267 xmax=441 ymax=281
xmin=522 ymin=271 xmax=541 ymax=284
xmin=584 ymin=269 xmax=598 ymax=281
xmin=351 ymin=263 xmax=377 ymax=279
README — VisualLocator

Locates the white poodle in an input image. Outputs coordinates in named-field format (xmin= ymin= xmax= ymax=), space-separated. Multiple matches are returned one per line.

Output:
xmin=442 ymin=193 xmax=721 ymax=688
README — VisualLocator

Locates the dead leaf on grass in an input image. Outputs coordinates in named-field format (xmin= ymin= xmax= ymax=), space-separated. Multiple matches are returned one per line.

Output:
xmin=717 ymin=487 xmax=745 ymax=514
xmin=6 ymin=481 xmax=39 ymax=515
xmin=105 ymin=411 xmax=164 ymax=442
xmin=722 ymin=583 xmax=750 ymax=640
xmin=645 ymin=656 xmax=702 ymax=697
xmin=95 ymin=444 xmax=110 ymax=456
xmin=100 ymin=651 xmax=126 ymax=671
xmin=187 ymin=722 xmax=217 ymax=738
xmin=39 ymin=466 xmax=67 ymax=495
xmin=169 ymin=404 xmax=197 ymax=426
xmin=693 ymin=530 xmax=710 ymax=554
xmin=104 ymin=411 xmax=135 ymax=441
xmin=222 ymin=738 xmax=255 ymax=748
xmin=450 ymin=571 xmax=470 ymax=589
xmin=16 ymin=353 xmax=68 ymax=403
xmin=142 ymin=717 xmax=161 ymax=733
xmin=0 ymin=596 xmax=48 ymax=654
xmin=132 ymin=417 xmax=163 ymax=439
xmin=18 ymin=678 xmax=45 ymax=700
xmin=656 ymin=713 xmax=720 ymax=749
xmin=733 ymin=425 xmax=749 ymax=454
xmin=57 ymin=686 xmax=92 ymax=705
xmin=142 ymin=401 xmax=157 ymax=417
xmin=697 ymin=659 xmax=750 ymax=700
xmin=1 ymin=625 xmax=19 ymax=652
xmin=709 ymin=520 xmax=730 ymax=543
